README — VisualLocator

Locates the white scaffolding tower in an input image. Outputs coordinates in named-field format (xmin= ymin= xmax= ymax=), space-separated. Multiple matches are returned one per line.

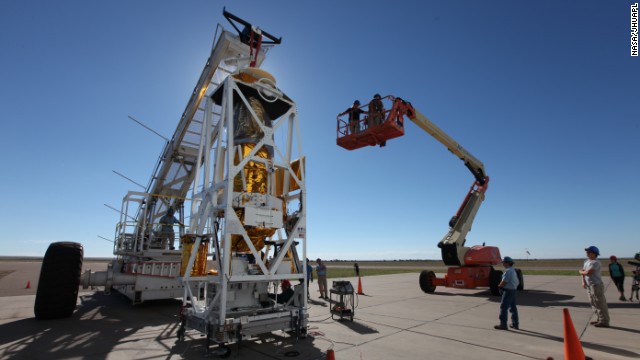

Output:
xmin=178 ymin=66 xmax=307 ymax=351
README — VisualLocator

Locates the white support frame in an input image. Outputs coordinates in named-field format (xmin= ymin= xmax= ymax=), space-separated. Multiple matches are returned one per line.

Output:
xmin=180 ymin=71 xmax=307 ymax=342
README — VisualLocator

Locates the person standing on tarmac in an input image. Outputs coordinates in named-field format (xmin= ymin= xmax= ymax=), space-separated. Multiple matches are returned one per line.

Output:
xmin=306 ymin=258 xmax=313 ymax=299
xmin=494 ymin=256 xmax=519 ymax=330
xmin=608 ymin=255 xmax=626 ymax=301
xmin=316 ymin=258 xmax=328 ymax=299
xmin=579 ymin=246 xmax=610 ymax=327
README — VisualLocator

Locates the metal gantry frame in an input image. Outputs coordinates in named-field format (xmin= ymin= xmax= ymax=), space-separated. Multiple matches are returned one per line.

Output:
xmin=103 ymin=24 xmax=279 ymax=304
xmin=178 ymin=68 xmax=307 ymax=347
xmin=75 ymin=10 xmax=308 ymax=352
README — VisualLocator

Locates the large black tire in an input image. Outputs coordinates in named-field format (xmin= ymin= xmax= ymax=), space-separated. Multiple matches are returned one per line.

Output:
xmin=419 ymin=270 xmax=436 ymax=293
xmin=34 ymin=242 xmax=83 ymax=319
xmin=515 ymin=268 xmax=524 ymax=291
xmin=489 ymin=269 xmax=503 ymax=296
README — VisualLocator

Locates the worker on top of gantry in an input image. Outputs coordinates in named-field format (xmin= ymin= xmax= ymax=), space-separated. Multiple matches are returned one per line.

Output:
xmin=158 ymin=207 xmax=184 ymax=250
xmin=223 ymin=7 xmax=281 ymax=67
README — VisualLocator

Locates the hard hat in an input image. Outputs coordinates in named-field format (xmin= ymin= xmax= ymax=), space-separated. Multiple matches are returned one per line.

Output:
xmin=502 ymin=256 xmax=514 ymax=264
xmin=374 ymin=93 xmax=381 ymax=98
xmin=354 ymin=100 xmax=360 ymax=105
xmin=610 ymin=255 xmax=617 ymax=261
xmin=167 ymin=207 xmax=175 ymax=215
xmin=281 ymin=279 xmax=291 ymax=288
xmin=584 ymin=246 xmax=600 ymax=256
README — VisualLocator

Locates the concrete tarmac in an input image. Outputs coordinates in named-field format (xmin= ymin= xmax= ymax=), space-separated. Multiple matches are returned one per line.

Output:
xmin=1 ymin=261 xmax=639 ymax=359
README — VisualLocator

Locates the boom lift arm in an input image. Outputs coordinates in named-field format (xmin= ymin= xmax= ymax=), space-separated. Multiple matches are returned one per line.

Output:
xmin=388 ymin=97 xmax=495 ymax=267
xmin=336 ymin=95 xmax=500 ymax=268
xmin=392 ymin=98 xmax=486 ymax=184
xmin=336 ymin=94 xmax=507 ymax=294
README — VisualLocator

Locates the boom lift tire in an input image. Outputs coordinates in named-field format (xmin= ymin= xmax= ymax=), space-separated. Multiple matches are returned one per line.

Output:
xmin=489 ymin=269 xmax=503 ymax=296
xmin=515 ymin=268 xmax=524 ymax=291
xmin=419 ymin=270 xmax=437 ymax=293
xmin=34 ymin=242 xmax=84 ymax=320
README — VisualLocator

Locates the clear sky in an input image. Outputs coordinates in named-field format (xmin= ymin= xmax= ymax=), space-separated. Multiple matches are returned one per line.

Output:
xmin=1 ymin=1 xmax=638 ymax=260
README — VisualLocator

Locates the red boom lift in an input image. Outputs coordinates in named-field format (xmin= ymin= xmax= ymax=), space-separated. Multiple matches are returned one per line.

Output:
xmin=337 ymin=95 xmax=522 ymax=295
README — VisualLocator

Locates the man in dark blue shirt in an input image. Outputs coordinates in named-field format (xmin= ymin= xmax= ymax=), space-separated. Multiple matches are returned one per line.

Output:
xmin=340 ymin=100 xmax=365 ymax=135
xmin=494 ymin=256 xmax=520 ymax=330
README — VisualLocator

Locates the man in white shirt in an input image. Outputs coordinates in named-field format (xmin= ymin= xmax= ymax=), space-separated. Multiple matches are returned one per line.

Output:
xmin=579 ymin=245 xmax=610 ymax=327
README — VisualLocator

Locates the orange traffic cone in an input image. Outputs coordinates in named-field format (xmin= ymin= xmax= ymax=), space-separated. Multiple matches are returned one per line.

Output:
xmin=25 ymin=281 xmax=31 ymax=289
xmin=357 ymin=276 xmax=364 ymax=295
xmin=326 ymin=349 xmax=335 ymax=360
xmin=563 ymin=308 xmax=586 ymax=360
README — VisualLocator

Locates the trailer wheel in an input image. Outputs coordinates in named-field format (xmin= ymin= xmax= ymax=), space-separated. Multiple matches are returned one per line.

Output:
xmin=419 ymin=270 xmax=436 ymax=293
xmin=34 ymin=242 xmax=83 ymax=319
xmin=489 ymin=269 xmax=503 ymax=296
xmin=216 ymin=345 xmax=231 ymax=358
xmin=516 ymin=268 xmax=524 ymax=291
xmin=177 ymin=323 xmax=185 ymax=342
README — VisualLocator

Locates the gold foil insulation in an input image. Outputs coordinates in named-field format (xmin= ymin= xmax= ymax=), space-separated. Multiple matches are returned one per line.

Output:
xmin=180 ymin=234 xmax=210 ymax=276
xmin=231 ymin=143 xmax=276 ymax=252
xmin=230 ymin=94 xmax=277 ymax=253
xmin=233 ymin=144 xmax=270 ymax=194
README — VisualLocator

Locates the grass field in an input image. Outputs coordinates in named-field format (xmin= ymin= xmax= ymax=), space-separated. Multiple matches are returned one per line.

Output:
xmin=320 ymin=258 xmax=637 ymax=278
xmin=1 ymin=257 xmax=635 ymax=279
xmin=323 ymin=267 xmax=581 ymax=278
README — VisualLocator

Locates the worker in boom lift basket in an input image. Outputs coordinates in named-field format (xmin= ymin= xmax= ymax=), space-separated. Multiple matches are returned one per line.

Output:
xmin=339 ymin=100 xmax=365 ymax=135
xmin=368 ymin=94 xmax=384 ymax=127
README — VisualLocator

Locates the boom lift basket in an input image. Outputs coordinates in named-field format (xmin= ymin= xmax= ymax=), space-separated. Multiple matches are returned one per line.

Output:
xmin=336 ymin=95 xmax=405 ymax=150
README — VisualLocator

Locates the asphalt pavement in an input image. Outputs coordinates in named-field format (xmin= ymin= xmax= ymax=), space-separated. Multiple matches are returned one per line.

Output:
xmin=0 ymin=261 xmax=639 ymax=359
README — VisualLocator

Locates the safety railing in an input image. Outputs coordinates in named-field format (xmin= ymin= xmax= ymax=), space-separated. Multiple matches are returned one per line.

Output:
xmin=336 ymin=95 xmax=394 ymax=139
xmin=114 ymin=219 xmax=183 ymax=253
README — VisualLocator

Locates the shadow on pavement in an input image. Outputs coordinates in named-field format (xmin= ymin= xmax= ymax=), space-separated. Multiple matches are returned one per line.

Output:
xmin=335 ymin=318 xmax=379 ymax=335
xmin=243 ymin=332 xmax=325 ymax=359
xmin=308 ymin=298 xmax=328 ymax=307
xmin=0 ymin=292 xmax=326 ymax=360
xmin=432 ymin=289 xmax=591 ymax=308
xmin=515 ymin=327 xmax=640 ymax=359
xmin=0 ymin=292 xmax=183 ymax=360
xmin=516 ymin=290 xmax=575 ymax=307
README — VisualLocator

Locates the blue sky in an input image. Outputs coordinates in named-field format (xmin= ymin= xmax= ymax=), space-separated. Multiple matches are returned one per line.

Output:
xmin=1 ymin=1 xmax=638 ymax=260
